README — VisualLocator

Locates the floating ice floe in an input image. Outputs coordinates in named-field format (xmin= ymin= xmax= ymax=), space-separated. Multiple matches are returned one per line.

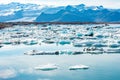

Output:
xmin=69 ymin=64 xmax=89 ymax=70
xmin=24 ymin=50 xmax=59 ymax=55
xmin=34 ymin=64 xmax=58 ymax=71
xmin=24 ymin=50 xmax=38 ymax=55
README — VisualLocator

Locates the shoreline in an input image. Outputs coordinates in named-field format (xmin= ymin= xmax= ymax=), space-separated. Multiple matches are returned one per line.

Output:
xmin=0 ymin=22 xmax=120 ymax=29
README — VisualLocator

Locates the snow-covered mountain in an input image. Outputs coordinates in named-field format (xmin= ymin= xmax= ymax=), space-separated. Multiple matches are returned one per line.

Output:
xmin=36 ymin=5 xmax=120 ymax=22
xmin=0 ymin=2 xmax=120 ymax=22
xmin=0 ymin=2 xmax=46 ymax=22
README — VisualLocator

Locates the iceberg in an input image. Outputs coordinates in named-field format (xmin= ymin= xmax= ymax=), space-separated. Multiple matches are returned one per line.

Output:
xmin=69 ymin=64 xmax=89 ymax=70
xmin=34 ymin=64 xmax=58 ymax=71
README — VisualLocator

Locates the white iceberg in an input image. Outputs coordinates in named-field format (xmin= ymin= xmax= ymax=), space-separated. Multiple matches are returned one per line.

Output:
xmin=69 ymin=64 xmax=89 ymax=70
xmin=34 ymin=64 xmax=58 ymax=71
xmin=24 ymin=50 xmax=38 ymax=55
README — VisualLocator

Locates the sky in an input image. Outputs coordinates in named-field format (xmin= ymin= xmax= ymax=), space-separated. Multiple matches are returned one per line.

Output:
xmin=0 ymin=0 xmax=120 ymax=9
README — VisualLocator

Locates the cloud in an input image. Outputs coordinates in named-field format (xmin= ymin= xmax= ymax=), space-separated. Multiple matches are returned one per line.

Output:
xmin=0 ymin=68 xmax=17 ymax=79
xmin=0 ymin=0 xmax=119 ymax=8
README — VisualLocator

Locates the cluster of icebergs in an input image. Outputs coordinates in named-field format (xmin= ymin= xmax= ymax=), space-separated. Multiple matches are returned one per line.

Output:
xmin=0 ymin=24 xmax=120 ymax=53
xmin=34 ymin=64 xmax=89 ymax=71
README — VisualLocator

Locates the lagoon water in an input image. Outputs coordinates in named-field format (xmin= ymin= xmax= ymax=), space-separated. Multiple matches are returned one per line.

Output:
xmin=0 ymin=45 xmax=120 ymax=80
xmin=0 ymin=24 xmax=120 ymax=80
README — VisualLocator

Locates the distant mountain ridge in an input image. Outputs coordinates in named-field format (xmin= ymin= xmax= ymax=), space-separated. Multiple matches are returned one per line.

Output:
xmin=36 ymin=5 xmax=120 ymax=22
xmin=0 ymin=2 xmax=120 ymax=22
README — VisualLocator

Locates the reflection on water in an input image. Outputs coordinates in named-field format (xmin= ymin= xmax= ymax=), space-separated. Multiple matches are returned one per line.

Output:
xmin=0 ymin=53 xmax=120 ymax=80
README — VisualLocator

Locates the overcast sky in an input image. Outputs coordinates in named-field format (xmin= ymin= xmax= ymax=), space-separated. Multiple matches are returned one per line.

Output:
xmin=0 ymin=0 xmax=120 ymax=9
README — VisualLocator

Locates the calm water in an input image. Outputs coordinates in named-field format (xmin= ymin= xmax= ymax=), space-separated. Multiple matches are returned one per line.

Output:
xmin=0 ymin=45 xmax=120 ymax=80
xmin=0 ymin=24 xmax=120 ymax=80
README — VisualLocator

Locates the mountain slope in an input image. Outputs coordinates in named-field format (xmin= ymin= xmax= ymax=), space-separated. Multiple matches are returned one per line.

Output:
xmin=35 ymin=6 xmax=120 ymax=22
xmin=0 ymin=10 xmax=23 ymax=22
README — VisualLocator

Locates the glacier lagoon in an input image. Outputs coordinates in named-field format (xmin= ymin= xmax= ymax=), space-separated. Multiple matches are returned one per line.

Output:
xmin=0 ymin=51 xmax=120 ymax=80
xmin=0 ymin=23 xmax=120 ymax=80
